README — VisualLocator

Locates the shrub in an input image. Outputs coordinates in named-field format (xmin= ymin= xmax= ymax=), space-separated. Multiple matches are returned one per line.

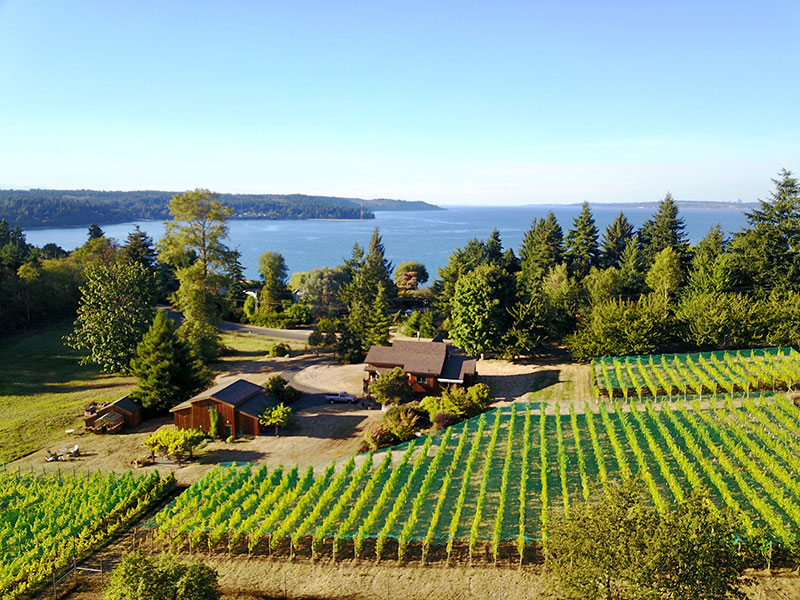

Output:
xmin=382 ymin=406 xmax=420 ymax=442
xmin=422 ymin=383 xmax=494 ymax=420
xmin=282 ymin=385 xmax=301 ymax=404
xmin=369 ymin=366 xmax=413 ymax=405
xmin=264 ymin=375 xmax=300 ymax=403
xmin=225 ymin=435 xmax=235 ymax=444
xmin=433 ymin=411 xmax=460 ymax=430
xmin=361 ymin=425 xmax=398 ymax=451
xmin=270 ymin=343 xmax=291 ymax=357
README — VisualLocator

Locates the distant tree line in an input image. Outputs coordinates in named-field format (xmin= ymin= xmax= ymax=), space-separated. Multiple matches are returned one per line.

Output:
xmin=4 ymin=170 xmax=800 ymax=370
xmin=0 ymin=189 xmax=375 ymax=228
xmin=290 ymin=169 xmax=800 ymax=361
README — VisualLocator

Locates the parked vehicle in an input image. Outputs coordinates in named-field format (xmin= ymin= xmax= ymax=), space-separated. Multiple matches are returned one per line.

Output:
xmin=325 ymin=391 xmax=356 ymax=404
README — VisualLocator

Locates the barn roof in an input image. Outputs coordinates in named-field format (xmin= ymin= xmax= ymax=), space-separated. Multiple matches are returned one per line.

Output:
xmin=110 ymin=395 xmax=142 ymax=415
xmin=170 ymin=379 xmax=263 ymax=412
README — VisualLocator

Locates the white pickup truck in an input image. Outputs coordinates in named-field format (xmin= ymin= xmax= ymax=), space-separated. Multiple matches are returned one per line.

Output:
xmin=325 ymin=391 xmax=356 ymax=404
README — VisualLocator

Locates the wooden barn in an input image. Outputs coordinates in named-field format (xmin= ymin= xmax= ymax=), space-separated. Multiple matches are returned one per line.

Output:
xmin=84 ymin=395 xmax=143 ymax=434
xmin=170 ymin=379 xmax=275 ymax=438
xmin=364 ymin=337 xmax=477 ymax=397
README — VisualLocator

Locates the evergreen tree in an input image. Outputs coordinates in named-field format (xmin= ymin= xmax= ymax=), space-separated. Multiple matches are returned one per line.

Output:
xmin=730 ymin=169 xmax=800 ymax=291
xmin=363 ymin=283 xmax=391 ymax=349
xmin=687 ymin=225 xmax=734 ymax=293
xmin=564 ymin=201 xmax=599 ymax=278
xmin=129 ymin=310 xmax=212 ymax=412
xmin=639 ymin=192 xmax=689 ymax=265
xmin=121 ymin=225 xmax=156 ymax=270
xmin=87 ymin=223 xmax=104 ymax=240
xmin=362 ymin=228 xmax=395 ymax=299
xmin=431 ymin=237 xmax=489 ymax=320
xmin=600 ymin=211 xmax=634 ymax=268
xmin=518 ymin=212 xmax=563 ymax=295
xmin=618 ymin=236 xmax=646 ymax=295
xmin=485 ymin=228 xmax=503 ymax=264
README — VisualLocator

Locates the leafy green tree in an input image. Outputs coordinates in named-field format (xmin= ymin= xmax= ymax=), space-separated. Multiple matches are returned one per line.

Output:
xmin=518 ymin=212 xmax=563 ymax=295
xmin=121 ymin=225 xmax=157 ymax=270
xmin=369 ymin=366 xmax=413 ymax=405
xmin=545 ymin=480 xmax=748 ymax=600
xmin=258 ymin=402 xmax=292 ymax=436
xmin=257 ymin=250 xmax=288 ymax=285
xmin=105 ymin=552 xmax=221 ymax=600
xmin=600 ymin=211 xmax=634 ymax=268
xmin=394 ymin=261 xmax=429 ymax=291
xmin=421 ymin=383 xmax=493 ymax=420
xmin=501 ymin=296 xmax=549 ymax=358
xmin=761 ymin=289 xmax=800 ymax=346
xmin=158 ymin=189 xmax=234 ymax=361
xmin=143 ymin=428 xmax=205 ymax=466
xmin=646 ymin=246 xmax=683 ymax=302
xmin=676 ymin=292 xmax=758 ymax=348
xmin=564 ymin=201 xmax=600 ymax=278
xmin=288 ymin=266 xmax=349 ymax=313
xmin=639 ymin=192 xmax=689 ymax=266
xmin=583 ymin=266 xmax=623 ymax=305
xmin=567 ymin=294 xmax=669 ymax=361
xmin=541 ymin=263 xmax=581 ymax=338
xmin=67 ymin=262 xmax=158 ymax=373
xmin=129 ymin=310 xmax=212 ymax=412
xmin=449 ymin=263 xmax=516 ymax=356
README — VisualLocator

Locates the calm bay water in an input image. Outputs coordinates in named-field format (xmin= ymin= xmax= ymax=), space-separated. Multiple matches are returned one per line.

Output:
xmin=23 ymin=206 xmax=750 ymax=279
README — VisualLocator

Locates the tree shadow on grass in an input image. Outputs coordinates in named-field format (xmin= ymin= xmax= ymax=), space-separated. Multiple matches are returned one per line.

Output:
xmin=530 ymin=369 xmax=561 ymax=393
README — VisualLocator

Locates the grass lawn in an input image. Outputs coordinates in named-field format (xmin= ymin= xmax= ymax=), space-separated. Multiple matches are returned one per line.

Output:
xmin=0 ymin=323 xmax=135 ymax=463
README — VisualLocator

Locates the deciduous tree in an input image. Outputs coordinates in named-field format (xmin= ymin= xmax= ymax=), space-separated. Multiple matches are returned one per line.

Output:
xmin=67 ymin=262 xmax=157 ymax=373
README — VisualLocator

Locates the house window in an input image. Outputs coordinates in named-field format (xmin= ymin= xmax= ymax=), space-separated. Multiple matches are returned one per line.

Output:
xmin=417 ymin=376 xmax=428 ymax=385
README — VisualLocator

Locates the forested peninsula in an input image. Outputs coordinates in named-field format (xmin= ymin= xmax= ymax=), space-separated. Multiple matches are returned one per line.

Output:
xmin=0 ymin=189 xmax=440 ymax=228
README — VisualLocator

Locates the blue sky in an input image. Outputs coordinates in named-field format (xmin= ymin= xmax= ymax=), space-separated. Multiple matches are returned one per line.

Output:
xmin=1 ymin=1 xmax=798 ymax=205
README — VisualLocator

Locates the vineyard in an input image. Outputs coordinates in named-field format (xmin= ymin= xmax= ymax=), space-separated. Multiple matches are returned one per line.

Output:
xmin=0 ymin=469 xmax=174 ymax=600
xmin=153 ymin=393 xmax=800 ymax=565
xmin=592 ymin=347 xmax=800 ymax=400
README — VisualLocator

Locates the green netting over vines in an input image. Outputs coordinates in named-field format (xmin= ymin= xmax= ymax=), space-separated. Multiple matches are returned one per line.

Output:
xmin=153 ymin=392 xmax=800 ymax=563
xmin=591 ymin=347 xmax=800 ymax=400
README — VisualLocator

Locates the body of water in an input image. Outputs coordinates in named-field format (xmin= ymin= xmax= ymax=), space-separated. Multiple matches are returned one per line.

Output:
xmin=22 ymin=206 xmax=751 ymax=279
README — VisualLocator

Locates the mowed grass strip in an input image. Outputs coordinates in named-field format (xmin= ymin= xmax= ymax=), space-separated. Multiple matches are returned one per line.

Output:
xmin=0 ymin=323 xmax=135 ymax=462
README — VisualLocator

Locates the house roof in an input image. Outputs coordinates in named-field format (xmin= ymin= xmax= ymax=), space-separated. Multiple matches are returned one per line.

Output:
xmin=364 ymin=339 xmax=477 ymax=381
xmin=238 ymin=393 xmax=277 ymax=419
xmin=110 ymin=395 xmax=142 ymax=415
xmin=170 ymin=379 xmax=263 ymax=412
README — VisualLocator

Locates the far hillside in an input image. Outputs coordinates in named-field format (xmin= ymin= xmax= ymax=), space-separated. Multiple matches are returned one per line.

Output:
xmin=0 ymin=189 xmax=441 ymax=228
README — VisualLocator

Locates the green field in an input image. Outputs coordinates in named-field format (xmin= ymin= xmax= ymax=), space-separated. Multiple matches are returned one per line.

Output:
xmin=0 ymin=469 xmax=174 ymax=600
xmin=0 ymin=324 xmax=135 ymax=462
xmin=592 ymin=347 xmax=800 ymax=400
xmin=153 ymin=393 xmax=800 ymax=564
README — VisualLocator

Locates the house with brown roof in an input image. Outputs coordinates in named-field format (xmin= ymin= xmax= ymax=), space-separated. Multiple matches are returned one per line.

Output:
xmin=170 ymin=379 xmax=275 ymax=438
xmin=85 ymin=395 xmax=143 ymax=433
xmin=364 ymin=337 xmax=477 ymax=396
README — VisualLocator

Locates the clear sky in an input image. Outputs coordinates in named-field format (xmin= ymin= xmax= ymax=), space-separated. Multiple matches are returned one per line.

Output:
xmin=1 ymin=1 xmax=798 ymax=205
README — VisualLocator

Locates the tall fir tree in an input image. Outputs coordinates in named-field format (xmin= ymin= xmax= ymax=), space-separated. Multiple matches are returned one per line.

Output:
xmin=518 ymin=211 xmax=564 ymax=296
xmin=121 ymin=225 xmax=157 ymax=270
xmin=564 ymin=201 xmax=600 ymax=279
xmin=129 ymin=310 xmax=212 ymax=412
xmin=687 ymin=224 xmax=734 ymax=293
xmin=363 ymin=283 xmax=391 ymax=350
xmin=600 ymin=212 xmax=634 ymax=268
xmin=485 ymin=228 xmax=503 ymax=264
xmin=618 ymin=236 xmax=646 ymax=295
xmin=730 ymin=169 xmax=800 ymax=291
xmin=639 ymin=192 xmax=689 ymax=266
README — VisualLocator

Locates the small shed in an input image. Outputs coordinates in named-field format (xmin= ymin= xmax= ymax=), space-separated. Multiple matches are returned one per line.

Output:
xmin=84 ymin=395 xmax=143 ymax=433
